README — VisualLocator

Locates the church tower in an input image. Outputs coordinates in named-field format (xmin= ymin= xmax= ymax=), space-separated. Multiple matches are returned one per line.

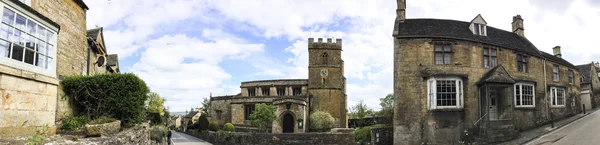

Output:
xmin=307 ymin=38 xmax=347 ymax=128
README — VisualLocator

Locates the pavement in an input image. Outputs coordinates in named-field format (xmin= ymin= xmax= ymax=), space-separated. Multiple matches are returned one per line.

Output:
xmin=170 ymin=131 xmax=213 ymax=145
xmin=497 ymin=108 xmax=600 ymax=145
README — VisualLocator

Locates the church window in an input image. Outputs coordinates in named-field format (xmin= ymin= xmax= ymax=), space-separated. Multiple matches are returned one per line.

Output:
xmin=322 ymin=52 xmax=328 ymax=65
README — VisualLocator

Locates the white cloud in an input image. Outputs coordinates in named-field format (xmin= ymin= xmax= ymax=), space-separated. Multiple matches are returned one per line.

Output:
xmin=130 ymin=32 xmax=264 ymax=112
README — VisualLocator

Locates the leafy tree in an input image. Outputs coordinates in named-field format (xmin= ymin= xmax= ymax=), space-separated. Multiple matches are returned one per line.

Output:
xmin=196 ymin=114 xmax=209 ymax=131
xmin=379 ymin=94 xmax=394 ymax=125
xmin=201 ymin=97 xmax=210 ymax=115
xmin=351 ymin=99 xmax=373 ymax=127
xmin=146 ymin=92 xmax=166 ymax=116
xmin=309 ymin=110 xmax=336 ymax=132
xmin=250 ymin=104 xmax=277 ymax=132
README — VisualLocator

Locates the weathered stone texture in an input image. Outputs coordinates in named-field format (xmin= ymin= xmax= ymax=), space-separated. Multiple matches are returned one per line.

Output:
xmin=394 ymin=38 xmax=580 ymax=144
xmin=85 ymin=120 xmax=121 ymax=136
xmin=209 ymin=98 xmax=232 ymax=126
xmin=184 ymin=129 xmax=355 ymax=145
xmin=272 ymin=100 xmax=307 ymax=133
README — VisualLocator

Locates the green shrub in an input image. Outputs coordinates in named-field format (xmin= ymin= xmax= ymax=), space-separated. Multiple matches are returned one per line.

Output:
xmin=208 ymin=121 xmax=219 ymax=131
xmin=150 ymin=125 xmax=168 ymax=142
xmin=354 ymin=124 xmax=386 ymax=143
xmin=223 ymin=123 xmax=235 ymax=132
xmin=196 ymin=114 xmax=209 ymax=131
xmin=310 ymin=110 xmax=336 ymax=132
xmin=61 ymin=115 xmax=88 ymax=130
xmin=62 ymin=73 xmax=150 ymax=127
xmin=88 ymin=116 xmax=117 ymax=125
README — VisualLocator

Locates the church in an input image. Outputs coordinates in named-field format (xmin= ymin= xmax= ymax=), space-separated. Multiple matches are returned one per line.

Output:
xmin=208 ymin=38 xmax=347 ymax=133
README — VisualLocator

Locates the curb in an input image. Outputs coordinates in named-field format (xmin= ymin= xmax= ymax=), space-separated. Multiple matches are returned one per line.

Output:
xmin=518 ymin=109 xmax=599 ymax=145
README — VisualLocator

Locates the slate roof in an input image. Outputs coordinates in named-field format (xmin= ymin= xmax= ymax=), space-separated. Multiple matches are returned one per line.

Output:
xmin=477 ymin=65 xmax=515 ymax=85
xmin=576 ymin=63 xmax=593 ymax=84
xmin=87 ymin=27 xmax=102 ymax=41
xmin=185 ymin=111 xmax=199 ymax=118
xmin=394 ymin=19 xmax=576 ymax=68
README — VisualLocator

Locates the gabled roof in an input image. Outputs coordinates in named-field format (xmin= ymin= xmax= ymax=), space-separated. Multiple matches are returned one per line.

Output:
xmin=394 ymin=18 xmax=576 ymax=68
xmin=185 ymin=111 xmax=199 ymax=118
xmin=470 ymin=14 xmax=487 ymax=24
xmin=477 ymin=65 xmax=515 ymax=85
xmin=576 ymin=63 xmax=593 ymax=84
xmin=87 ymin=27 xmax=102 ymax=41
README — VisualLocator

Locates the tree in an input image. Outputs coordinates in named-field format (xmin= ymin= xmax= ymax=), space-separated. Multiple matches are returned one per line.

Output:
xmin=250 ymin=103 xmax=277 ymax=132
xmin=196 ymin=114 xmax=209 ymax=131
xmin=201 ymin=97 xmax=210 ymax=115
xmin=351 ymin=99 xmax=373 ymax=127
xmin=146 ymin=92 xmax=166 ymax=116
xmin=379 ymin=94 xmax=394 ymax=125
xmin=310 ymin=110 xmax=336 ymax=132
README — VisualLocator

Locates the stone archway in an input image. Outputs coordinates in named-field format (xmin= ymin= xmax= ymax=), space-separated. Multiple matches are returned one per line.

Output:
xmin=282 ymin=113 xmax=294 ymax=133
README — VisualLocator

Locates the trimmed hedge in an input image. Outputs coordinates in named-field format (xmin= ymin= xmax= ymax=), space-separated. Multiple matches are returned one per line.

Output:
xmin=62 ymin=73 xmax=150 ymax=126
xmin=196 ymin=114 xmax=209 ymax=131
xmin=208 ymin=121 xmax=219 ymax=131
xmin=223 ymin=123 xmax=235 ymax=132
xmin=310 ymin=110 xmax=336 ymax=132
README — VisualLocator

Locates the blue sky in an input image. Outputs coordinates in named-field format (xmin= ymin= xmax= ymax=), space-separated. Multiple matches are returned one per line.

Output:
xmin=83 ymin=0 xmax=600 ymax=112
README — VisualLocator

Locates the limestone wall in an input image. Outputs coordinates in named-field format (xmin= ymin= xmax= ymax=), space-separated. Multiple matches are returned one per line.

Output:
xmin=393 ymin=38 xmax=581 ymax=144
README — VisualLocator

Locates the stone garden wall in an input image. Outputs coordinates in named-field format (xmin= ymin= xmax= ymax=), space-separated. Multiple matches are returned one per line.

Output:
xmin=184 ymin=128 xmax=355 ymax=145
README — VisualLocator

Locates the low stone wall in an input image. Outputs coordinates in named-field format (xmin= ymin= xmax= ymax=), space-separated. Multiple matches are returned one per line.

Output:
xmin=184 ymin=128 xmax=355 ymax=145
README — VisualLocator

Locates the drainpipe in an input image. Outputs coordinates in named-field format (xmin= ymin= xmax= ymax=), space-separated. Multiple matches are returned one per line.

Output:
xmin=86 ymin=38 xmax=91 ymax=76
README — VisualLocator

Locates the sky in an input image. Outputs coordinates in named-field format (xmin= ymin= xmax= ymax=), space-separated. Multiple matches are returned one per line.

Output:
xmin=82 ymin=0 xmax=600 ymax=112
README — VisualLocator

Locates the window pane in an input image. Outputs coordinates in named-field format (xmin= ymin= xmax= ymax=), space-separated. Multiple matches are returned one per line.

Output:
xmin=11 ymin=44 xmax=23 ymax=61
xmin=435 ymin=53 xmax=443 ymax=64
xmin=484 ymin=57 xmax=489 ymax=67
xmin=15 ymin=14 xmax=25 ymax=31
xmin=474 ymin=24 xmax=480 ymax=34
xmin=24 ymin=47 xmax=34 ymax=65
xmin=443 ymin=45 xmax=451 ymax=52
xmin=483 ymin=49 xmax=489 ymax=55
xmin=491 ymin=57 xmax=496 ymax=67
xmin=27 ymin=20 xmax=36 ymax=35
xmin=444 ymin=53 xmax=451 ymax=64
xmin=37 ymin=42 xmax=46 ymax=55
xmin=0 ymin=23 xmax=12 ymax=40
xmin=491 ymin=49 xmax=497 ymax=56
xmin=515 ymin=85 xmax=521 ymax=105
xmin=518 ymin=63 xmax=523 ymax=72
xmin=36 ymin=53 xmax=46 ymax=68
xmin=46 ymin=30 xmax=54 ymax=45
xmin=37 ymin=25 xmax=45 ymax=40
xmin=2 ymin=8 xmax=14 ymax=25
xmin=434 ymin=45 xmax=442 ymax=52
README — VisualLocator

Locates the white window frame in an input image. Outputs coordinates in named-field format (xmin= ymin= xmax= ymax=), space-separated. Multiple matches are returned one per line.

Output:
xmin=18 ymin=0 xmax=31 ymax=6
xmin=427 ymin=77 xmax=463 ymax=110
xmin=553 ymin=65 xmax=559 ymax=81
xmin=550 ymin=87 xmax=566 ymax=107
xmin=473 ymin=23 xmax=487 ymax=36
xmin=514 ymin=83 xmax=535 ymax=108
xmin=0 ymin=1 xmax=58 ymax=77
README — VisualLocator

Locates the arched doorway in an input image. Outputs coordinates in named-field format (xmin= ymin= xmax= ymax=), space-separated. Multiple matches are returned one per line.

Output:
xmin=282 ymin=113 xmax=294 ymax=133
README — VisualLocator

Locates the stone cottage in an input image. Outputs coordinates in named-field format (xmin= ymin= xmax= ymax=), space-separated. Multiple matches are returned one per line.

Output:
xmin=393 ymin=0 xmax=581 ymax=144
xmin=576 ymin=62 xmax=600 ymax=110
xmin=86 ymin=27 xmax=119 ymax=75
xmin=0 ymin=0 xmax=89 ymax=136
xmin=209 ymin=38 xmax=348 ymax=133
xmin=184 ymin=107 xmax=202 ymax=125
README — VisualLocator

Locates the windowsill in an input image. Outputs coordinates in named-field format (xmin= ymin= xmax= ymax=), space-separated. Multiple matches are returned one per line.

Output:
xmin=430 ymin=108 xmax=464 ymax=112
xmin=551 ymin=105 xmax=566 ymax=108
xmin=515 ymin=106 xmax=536 ymax=110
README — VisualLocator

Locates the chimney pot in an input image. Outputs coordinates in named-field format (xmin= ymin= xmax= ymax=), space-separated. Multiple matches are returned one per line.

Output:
xmin=396 ymin=0 xmax=406 ymax=22
xmin=553 ymin=46 xmax=561 ymax=58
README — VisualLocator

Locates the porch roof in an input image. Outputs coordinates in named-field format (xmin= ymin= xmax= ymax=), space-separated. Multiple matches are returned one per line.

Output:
xmin=477 ymin=65 xmax=515 ymax=85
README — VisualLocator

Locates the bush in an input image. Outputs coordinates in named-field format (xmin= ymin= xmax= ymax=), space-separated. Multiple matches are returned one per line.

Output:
xmin=88 ymin=116 xmax=117 ymax=125
xmin=61 ymin=115 xmax=88 ymax=130
xmin=150 ymin=125 xmax=168 ymax=142
xmin=223 ymin=123 xmax=235 ymax=132
xmin=208 ymin=121 xmax=219 ymax=131
xmin=310 ymin=110 xmax=336 ymax=132
xmin=354 ymin=124 xmax=386 ymax=143
xmin=196 ymin=114 xmax=209 ymax=131
xmin=62 ymin=73 xmax=150 ymax=127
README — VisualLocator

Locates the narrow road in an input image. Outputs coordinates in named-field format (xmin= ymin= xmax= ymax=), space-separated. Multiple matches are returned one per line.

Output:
xmin=526 ymin=110 xmax=600 ymax=145
xmin=170 ymin=131 xmax=212 ymax=145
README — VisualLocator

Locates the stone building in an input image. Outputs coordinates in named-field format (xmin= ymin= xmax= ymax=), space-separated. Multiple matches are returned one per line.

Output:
xmin=86 ymin=27 xmax=119 ymax=75
xmin=0 ymin=0 xmax=89 ymax=136
xmin=576 ymin=62 xmax=600 ymax=110
xmin=393 ymin=0 xmax=581 ymax=144
xmin=184 ymin=107 xmax=202 ymax=126
xmin=209 ymin=38 xmax=347 ymax=133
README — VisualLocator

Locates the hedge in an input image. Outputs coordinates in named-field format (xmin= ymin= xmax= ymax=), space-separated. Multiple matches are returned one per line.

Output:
xmin=62 ymin=73 xmax=150 ymax=126
xmin=223 ymin=123 xmax=235 ymax=132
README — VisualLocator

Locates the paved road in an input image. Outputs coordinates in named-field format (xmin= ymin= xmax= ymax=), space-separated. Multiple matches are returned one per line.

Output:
xmin=170 ymin=131 xmax=212 ymax=145
xmin=526 ymin=110 xmax=600 ymax=145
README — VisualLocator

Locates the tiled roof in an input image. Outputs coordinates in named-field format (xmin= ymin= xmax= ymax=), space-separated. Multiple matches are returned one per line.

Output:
xmin=395 ymin=19 xmax=575 ymax=68
xmin=185 ymin=111 xmax=199 ymax=118
xmin=576 ymin=63 xmax=593 ymax=84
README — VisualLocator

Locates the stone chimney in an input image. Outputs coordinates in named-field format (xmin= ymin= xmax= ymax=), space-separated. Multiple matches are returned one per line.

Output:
xmin=553 ymin=46 xmax=561 ymax=58
xmin=396 ymin=0 xmax=406 ymax=22
xmin=512 ymin=15 xmax=524 ymax=37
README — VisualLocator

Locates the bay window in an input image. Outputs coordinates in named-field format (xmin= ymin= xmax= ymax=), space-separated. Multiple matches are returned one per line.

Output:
xmin=0 ymin=4 xmax=57 ymax=77
xmin=514 ymin=83 xmax=535 ymax=107
xmin=427 ymin=77 xmax=463 ymax=109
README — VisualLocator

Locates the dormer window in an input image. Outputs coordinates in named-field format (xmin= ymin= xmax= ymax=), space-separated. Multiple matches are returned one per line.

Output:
xmin=474 ymin=23 xmax=486 ymax=36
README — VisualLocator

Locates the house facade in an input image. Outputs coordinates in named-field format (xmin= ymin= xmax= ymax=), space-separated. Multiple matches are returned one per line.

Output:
xmin=0 ymin=0 xmax=88 ymax=136
xmin=393 ymin=0 xmax=581 ymax=144
xmin=576 ymin=62 xmax=600 ymax=110
xmin=209 ymin=38 xmax=347 ymax=133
